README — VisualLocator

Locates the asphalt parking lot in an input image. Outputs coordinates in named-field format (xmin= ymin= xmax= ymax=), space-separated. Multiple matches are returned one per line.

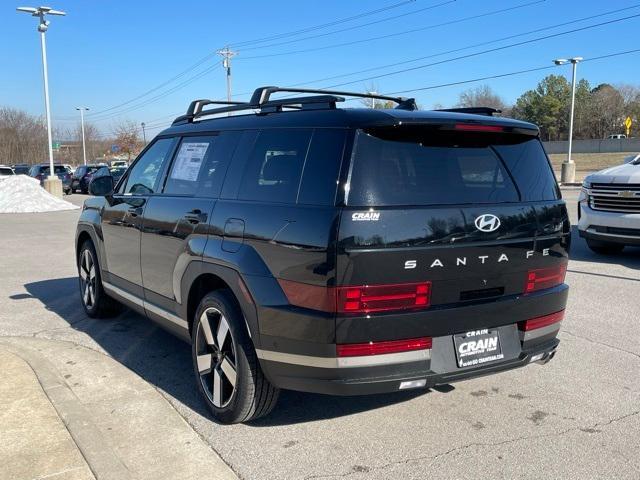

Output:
xmin=1 ymin=189 xmax=639 ymax=480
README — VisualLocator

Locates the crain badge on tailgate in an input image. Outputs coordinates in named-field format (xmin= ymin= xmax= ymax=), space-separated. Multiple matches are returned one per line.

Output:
xmin=352 ymin=211 xmax=380 ymax=222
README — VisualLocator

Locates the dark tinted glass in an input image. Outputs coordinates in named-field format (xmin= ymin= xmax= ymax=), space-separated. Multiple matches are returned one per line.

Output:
xmin=298 ymin=129 xmax=346 ymax=206
xmin=237 ymin=129 xmax=312 ymax=204
xmin=164 ymin=136 xmax=217 ymax=196
xmin=124 ymin=138 xmax=176 ymax=195
xmin=348 ymin=130 xmax=519 ymax=206
xmin=494 ymin=140 xmax=558 ymax=201
xmin=0 ymin=167 xmax=13 ymax=175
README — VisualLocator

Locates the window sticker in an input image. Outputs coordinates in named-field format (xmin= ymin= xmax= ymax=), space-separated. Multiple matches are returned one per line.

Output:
xmin=170 ymin=142 xmax=209 ymax=181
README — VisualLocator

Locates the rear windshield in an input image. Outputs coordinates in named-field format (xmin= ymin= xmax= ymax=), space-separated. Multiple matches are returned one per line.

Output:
xmin=42 ymin=166 xmax=68 ymax=175
xmin=347 ymin=128 xmax=558 ymax=206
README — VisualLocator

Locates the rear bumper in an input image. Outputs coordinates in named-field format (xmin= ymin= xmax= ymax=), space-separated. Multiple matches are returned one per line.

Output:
xmin=256 ymin=286 xmax=567 ymax=395
xmin=259 ymin=336 xmax=559 ymax=396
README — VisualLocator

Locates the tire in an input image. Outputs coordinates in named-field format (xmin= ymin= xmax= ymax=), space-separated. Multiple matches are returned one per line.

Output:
xmin=78 ymin=240 xmax=121 ymax=318
xmin=191 ymin=290 xmax=279 ymax=424
xmin=586 ymin=238 xmax=625 ymax=254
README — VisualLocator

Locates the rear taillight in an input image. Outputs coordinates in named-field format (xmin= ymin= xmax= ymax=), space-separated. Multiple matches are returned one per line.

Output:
xmin=518 ymin=310 xmax=564 ymax=331
xmin=454 ymin=123 xmax=505 ymax=132
xmin=524 ymin=264 xmax=567 ymax=293
xmin=337 ymin=282 xmax=431 ymax=314
xmin=337 ymin=337 xmax=432 ymax=357
xmin=277 ymin=280 xmax=432 ymax=314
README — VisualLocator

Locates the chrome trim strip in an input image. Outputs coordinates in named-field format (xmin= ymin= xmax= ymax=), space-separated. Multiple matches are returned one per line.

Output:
xmin=144 ymin=301 xmax=188 ymax=329
xmin=102 ymin=281 xmax=188 ymax=329
xmin=255 ymin=348 xmax=430 ymax=368
xmin=102 ymin=281 xmax=143 ymax=307
xmin=520 ymin=323 xmax=561 ymax=342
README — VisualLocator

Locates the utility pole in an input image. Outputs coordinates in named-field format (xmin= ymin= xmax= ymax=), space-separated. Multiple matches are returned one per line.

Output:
xmin=554 ymin=56 xmax=583 ymax=184
xmin=17 ymin=5 xmax=66 ymax=197
xmin=141 ymin=122 xmax=146 ymax=144
xmin=76 ymin=106 xmax=89 ymax=165
xmin=216 ymin=46 xmax=238 ymax=104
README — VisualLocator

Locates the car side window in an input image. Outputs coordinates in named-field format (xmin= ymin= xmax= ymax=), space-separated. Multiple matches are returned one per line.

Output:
xmin=237 ymin=129 xmax=312 ymax=204
xmin=164 ymin=136 xmax=217 ymax=196
xmin=123 ymin=138 xmax=176 ymax=195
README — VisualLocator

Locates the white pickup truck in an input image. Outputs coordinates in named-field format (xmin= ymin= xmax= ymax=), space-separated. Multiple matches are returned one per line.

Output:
xmin=578 ymin=154 xmax=640 ymax=253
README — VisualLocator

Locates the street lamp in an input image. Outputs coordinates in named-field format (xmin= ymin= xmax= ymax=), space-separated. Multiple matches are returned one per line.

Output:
xmin=76 ymin=106 xmax=89 ymax=165
xmin=554 ymin=56 xmax=583 ymax=184
xmin=17 ymin=6 xmax=66 ymax=197
xmin=141 ymin=122 xmax=147 ymax=144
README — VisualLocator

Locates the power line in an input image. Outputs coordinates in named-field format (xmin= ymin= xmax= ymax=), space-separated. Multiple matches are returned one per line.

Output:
xmin=384 ymin=48 xmax=640 ymax=96
xmin=228 ymin=0 xmax=417 ymax=48
xmin=97 ymin=48 xmax=640 ymax=138
xmin=317 ymin=12 xmax=640 ymax=89
xmin=238 ymin=0 xmax=457 ymax=52
xmin=87 ymin=64 xmax=222 ymax=122
xmin=81 ymin=1 xmax=417 ymax=119
xmin=238 ymin=0 xmax=546 ymax=60
xmin=285 ymin=4 xmax=640 ymax=88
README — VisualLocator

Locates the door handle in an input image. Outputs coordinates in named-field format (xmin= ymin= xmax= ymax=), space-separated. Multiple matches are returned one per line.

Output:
xmin=127 ymin=206 xmax=143 ymax=217
xmin=183 ymin=209 xmax=207 ymax=224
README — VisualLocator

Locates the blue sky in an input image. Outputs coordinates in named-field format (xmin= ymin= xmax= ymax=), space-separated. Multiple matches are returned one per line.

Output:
xmin=2 ymin=0 xmax=639 ymax=137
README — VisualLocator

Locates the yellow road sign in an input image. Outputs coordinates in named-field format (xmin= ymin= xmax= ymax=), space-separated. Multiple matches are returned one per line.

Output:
xmin=625 ymin=116 xmax=632 ymax=136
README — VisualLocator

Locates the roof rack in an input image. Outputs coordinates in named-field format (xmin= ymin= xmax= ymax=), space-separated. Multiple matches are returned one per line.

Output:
xmin=172 ymin=86 xmax=417 ymax=125
xmin=434 ymin=107 xmax=502 ymax=117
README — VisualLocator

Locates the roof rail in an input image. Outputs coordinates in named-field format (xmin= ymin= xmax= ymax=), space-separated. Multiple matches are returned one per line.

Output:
xmin=434 ymin=107 xmax=502 ymax=117
xmin=172 ymin=86 xmax=418 ymax=125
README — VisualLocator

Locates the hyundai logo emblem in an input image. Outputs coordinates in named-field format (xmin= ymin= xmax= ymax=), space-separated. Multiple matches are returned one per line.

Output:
xmin=474 ymin=214 xmax=501 ymax=232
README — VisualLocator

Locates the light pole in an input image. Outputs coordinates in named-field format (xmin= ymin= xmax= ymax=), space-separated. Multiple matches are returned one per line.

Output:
xmin=554 ymin=56 xmax=583 ymax=184
xmin=17 ymin=6 xmax=66 ymax=197
xmin=367 ymin=91 xmax=378 ymax=109
xmin=76 ymin=106 xmax=89 ymax=165
xmin=141 ymin=122 xmax=146 ymax=144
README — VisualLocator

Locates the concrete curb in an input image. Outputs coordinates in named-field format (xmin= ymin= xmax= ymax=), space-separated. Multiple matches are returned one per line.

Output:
xmin=0 ymin=341 xmax=132 ymax=480
xmin=0 ymin=337 xmax=238 ymax=480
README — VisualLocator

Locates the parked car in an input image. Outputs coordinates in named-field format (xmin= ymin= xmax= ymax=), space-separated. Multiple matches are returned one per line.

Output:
xmin=29 ymin=164 xmax=71 ymax=194
xmin=71 ymin=165 xmax=102 ymax=194
xmin=12 ymin=164 xmax=30 ymax=175
xmin=108 ymin=166 xmax=127 ymax=183
xmin=111 ymin=160 xmax=129 ymax=168
xmin=607 ymin=134 xmax=627 ymax=139
xmin=578 ymin=155 xmax=640 ymax=253
xmin=0 ymin=165 xmax=15 ymax=176
xmin=76 ymin=86 xmax=569 ymax=424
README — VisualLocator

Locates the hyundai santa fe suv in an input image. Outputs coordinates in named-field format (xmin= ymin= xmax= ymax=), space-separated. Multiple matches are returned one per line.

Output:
xmin=76 ymin=86 xmax=570 ymax=424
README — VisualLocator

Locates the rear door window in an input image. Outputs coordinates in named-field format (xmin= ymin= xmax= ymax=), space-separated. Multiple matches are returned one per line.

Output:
xmin=164 ymin=136 xmax=217 ymax=196
xmin=347 ymin=129 xmax=556 ymax=206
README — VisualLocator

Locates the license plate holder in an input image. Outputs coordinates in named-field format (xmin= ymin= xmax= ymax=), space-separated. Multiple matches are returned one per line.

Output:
xmin=454 ymin=329 xmax=503 ymax=368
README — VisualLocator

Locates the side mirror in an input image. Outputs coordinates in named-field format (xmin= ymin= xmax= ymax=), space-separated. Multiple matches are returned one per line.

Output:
xmin=89 ymin=175 xmax=114 ymax=197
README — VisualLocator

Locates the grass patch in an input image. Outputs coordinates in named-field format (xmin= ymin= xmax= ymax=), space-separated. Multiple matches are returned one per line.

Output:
xmin=548 ymin=153 xmax=631 ymax=181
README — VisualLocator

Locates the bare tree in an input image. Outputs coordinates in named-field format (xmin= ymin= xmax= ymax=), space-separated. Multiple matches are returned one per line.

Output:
xmin=112 ymin=119 xmax=142 ymax=160
xmin=0 ymin=107 xmax=48 ymax=166
xmin=457 ymin=85 xmax=506 ymax=111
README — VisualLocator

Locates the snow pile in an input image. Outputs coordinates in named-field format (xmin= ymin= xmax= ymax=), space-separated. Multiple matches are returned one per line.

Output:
xmin=0 ymin=175 xmax=79 ymax=213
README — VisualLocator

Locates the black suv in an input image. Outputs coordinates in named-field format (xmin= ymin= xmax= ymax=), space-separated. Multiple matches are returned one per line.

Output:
xmin=76 ymin=87 xmax=570 ymax=424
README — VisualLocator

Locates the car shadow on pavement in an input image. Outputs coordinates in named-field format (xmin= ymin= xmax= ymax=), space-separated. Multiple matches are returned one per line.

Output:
xmin=569 ymin=226 xmax=640 ymax=272
xmin=19 ymin=277 xmax=435 ymax=425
